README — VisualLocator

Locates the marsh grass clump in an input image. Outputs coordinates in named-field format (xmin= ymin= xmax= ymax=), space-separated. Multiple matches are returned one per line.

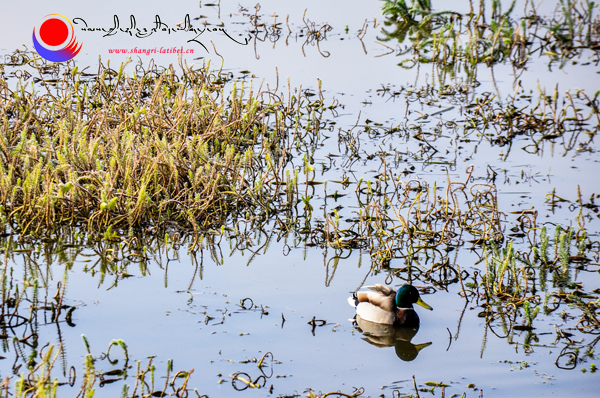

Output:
xmin=379 ymin=0 xmax=521 ymax=70
xmin=481 ymin=224 xmax=581 ymax=302
xmin=378 ymin=0 xmax=600 ymax=72
xmin=476 ymin=219 xmax=600 ymax=367
xmin=301 ymin=164 xmax=503 ymax=271
xmin=380 ymin=0 xmax=459 ymax=22
xmin=0 ymin=52 xmax=335 ymax=238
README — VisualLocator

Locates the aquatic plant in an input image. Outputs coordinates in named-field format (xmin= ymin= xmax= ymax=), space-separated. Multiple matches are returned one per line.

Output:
xmin=380 ymin=0 xmax=459 ymax=22
xmin=243 ymin=5 xmax=333 ymax=58
xmin=374 ymin=79 xmax=599 ymax=157
xmin=0 ymin=52 xmax=336 ymax=239
xmin=377 ymin=0 xmax=600 ymax=71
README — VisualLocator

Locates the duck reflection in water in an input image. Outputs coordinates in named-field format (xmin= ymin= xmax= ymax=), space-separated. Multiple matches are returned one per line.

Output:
xmin=348 ymin=284 xmax=433 ymax=361
xmin=353 ymin=317 xmax=432 ymax=361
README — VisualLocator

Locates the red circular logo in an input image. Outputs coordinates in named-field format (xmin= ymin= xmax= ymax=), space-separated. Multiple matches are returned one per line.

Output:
xmin=33 ymin=14 xmax=82 ymax=62
xmin=39 ymin=18 xmax=69 ymax=47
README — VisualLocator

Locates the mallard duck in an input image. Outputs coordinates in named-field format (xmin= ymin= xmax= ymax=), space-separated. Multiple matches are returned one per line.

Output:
xmin=348 ymin=284 xmax=432 ymax=326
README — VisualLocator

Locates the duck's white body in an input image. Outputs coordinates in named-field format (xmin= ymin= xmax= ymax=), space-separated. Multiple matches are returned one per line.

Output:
xmin=355 ymin=302 xmax=398 ymax=325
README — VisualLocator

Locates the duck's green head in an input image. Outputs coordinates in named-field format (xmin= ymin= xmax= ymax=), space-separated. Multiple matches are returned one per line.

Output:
xmin=395 ymin=285 xmax=433 ymax=310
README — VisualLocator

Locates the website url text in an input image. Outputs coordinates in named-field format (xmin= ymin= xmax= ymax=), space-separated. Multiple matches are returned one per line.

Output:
xmin=108 ymin=47 xmax=194 ymax=56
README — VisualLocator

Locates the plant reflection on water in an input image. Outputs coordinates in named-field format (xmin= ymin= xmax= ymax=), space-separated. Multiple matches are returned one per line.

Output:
xmin=0 ymin=0 xmax=599 ymax=396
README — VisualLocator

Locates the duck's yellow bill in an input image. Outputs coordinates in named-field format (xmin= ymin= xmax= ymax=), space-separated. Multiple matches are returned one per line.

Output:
xmin=414 ymin=342 xmax=433 ymax=352
xmin=416 ymin=297 xmax=433 ymax=311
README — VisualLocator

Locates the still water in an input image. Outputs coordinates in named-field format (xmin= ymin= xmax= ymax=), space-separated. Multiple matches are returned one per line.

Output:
xmin=1 ymin=0 xmax=599 ymax=397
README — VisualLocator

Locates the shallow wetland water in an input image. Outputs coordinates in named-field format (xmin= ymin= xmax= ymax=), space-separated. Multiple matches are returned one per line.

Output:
xmin=0 ymin=0 xmax=599 ymax=397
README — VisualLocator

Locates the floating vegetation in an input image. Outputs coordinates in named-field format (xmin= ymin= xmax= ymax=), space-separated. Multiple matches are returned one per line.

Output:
xmin=1 ymin=0 xmax=599 ymax=397
xmin=0 ymin=253 xmax=196 ymax=398
xmin=301 ymin=166 xmax=503 ymax=268
xmin=11 ymin=337 xmax=196 ymax=398
xmin=0 ymin=255 xmax=75 ymax=381
xmin=242 ymin=5 xmax=333 ymax=58
xmin=306 ymin=387 xmax=365 ymax=398
xmin=463 ymin=86 xmax=599 ymax=156
xmin=380 ymin=0 xmax=460 ymax=22
xmin=371 ymin=79 xmax=599 ymax=159
xmin=378 ymin=0 xmax=600 ymax=73
xmin=231 ymin=352 xmax=277 ymax=391
xmin=461 ymin=221 xmax=600 ymax=370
